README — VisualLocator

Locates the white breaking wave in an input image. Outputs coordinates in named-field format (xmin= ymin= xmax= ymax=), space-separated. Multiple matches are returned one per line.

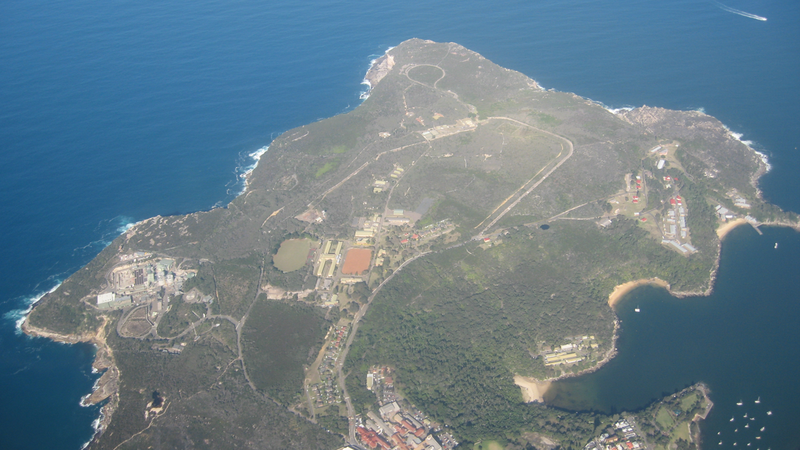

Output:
xmin=6 ymin=281 xmax=63 ymax=333
xmin=227 ymin=145 xmax=271 ymax=199
xmin=359 ymin=46 xmax=395 ymax=101
xmin=715 ymin=1 xmax=767 ymax=21
xmin=359 ymin=80 xmax=372 ymax=100
xmin=588 ymin=97 xmax=635 ymax=115
xmin=72 ymin=216 xmax=137 ymax=254
xmin=80 ymin=407 xmax=106 ymax=450
xmin=721 ymin=125 xmax=772 ymax=172
xmin=605 ymin=105 xmax=635 ymax=115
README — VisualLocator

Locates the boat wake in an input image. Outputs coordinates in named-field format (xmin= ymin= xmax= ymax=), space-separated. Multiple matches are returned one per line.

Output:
xmin=714 ymin=1 xmax=767 ymax=21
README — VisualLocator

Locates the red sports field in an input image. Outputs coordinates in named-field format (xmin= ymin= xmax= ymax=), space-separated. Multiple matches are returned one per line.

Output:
xmin=341 ymin=248 xmax=372 ymax=275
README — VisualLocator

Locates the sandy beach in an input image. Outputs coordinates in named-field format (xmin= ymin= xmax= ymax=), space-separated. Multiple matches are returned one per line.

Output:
xmin=608 ymin=278 xmax=670 ymax=308
xmin=715 ymin=218 xmax=749 ymax=239
xmin=514 ymin=375 xmax=551 ymax=403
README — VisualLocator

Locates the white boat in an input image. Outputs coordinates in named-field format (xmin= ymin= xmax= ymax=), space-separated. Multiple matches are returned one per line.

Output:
xmin=731 ymin=417 xmax=735 ymax=422
xmin=774 ymin=243 xmax=778 ymax=249
xmin=634 ymin=307 xmax=640 ymax=312
xmin=767 ymin=411 xmax=772 ymax=415
xmin=745 ymin=424 xmax=749 ymax=428
xmin=744 ymin=413 xmax=748 ymax=418
xmin=737 ymin=400 xmax=744 ymax=406
xmin=755 ymin=396 xmax=761 ymax=404
xmin=760 ymin=427 xmax=765 ymax=432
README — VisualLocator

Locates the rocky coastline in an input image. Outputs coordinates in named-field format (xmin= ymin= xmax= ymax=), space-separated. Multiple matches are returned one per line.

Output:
xmin=21 ymin=316 xmax=119 ymax=445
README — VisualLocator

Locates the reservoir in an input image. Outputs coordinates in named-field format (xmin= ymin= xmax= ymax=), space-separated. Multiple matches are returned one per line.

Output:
xmin=544 ymin=224 xmax=800 ymax=448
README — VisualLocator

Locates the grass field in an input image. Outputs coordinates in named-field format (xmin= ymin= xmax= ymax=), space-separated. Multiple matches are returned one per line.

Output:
xmin=474 ymin=441 xmax=504 ymax=450
xmin=273 ymin=238 xmax=317 ymax=272
xmin=341 ymin=248 xmax=372 ymax=275
xmin=680 ymin=392 xmax=698 ymax=410
xmin=655 ymin=406 xmax=675 ymax=430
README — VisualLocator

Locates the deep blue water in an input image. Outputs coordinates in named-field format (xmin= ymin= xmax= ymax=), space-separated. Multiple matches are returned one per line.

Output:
xmin=1 ymin=0 xmax=797 ymax=448
xmin=546 ymin=225 xmax=800 ymax=448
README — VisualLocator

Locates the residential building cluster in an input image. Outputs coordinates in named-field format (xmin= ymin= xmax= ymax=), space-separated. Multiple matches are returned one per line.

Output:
xmin=658 ymin=194 xmax=697 ymax=255
xmin=309 ymin=324 xmax=350 ymax=407
xmin=398 ymin=220 xmax=453 ymax=245
xmin=357 ymin=366 xmax=457 ymax=450
xmin=584 ymin=418 xmax=644 ymax=450
xmin=726 ymin=188 xmax=751 ymax=209
xmin=542 ymin=336 xmax=598 ymax=367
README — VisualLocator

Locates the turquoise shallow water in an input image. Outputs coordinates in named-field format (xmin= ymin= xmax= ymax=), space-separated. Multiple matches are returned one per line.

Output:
xmin=1 ymin=0 xmax=798 ymax=448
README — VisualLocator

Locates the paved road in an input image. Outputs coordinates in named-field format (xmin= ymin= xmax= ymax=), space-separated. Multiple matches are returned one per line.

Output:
xmin=477 ymin=117 xmax=575 ymax=235
xmin=336 ymin=251 xmax=431 ymax=446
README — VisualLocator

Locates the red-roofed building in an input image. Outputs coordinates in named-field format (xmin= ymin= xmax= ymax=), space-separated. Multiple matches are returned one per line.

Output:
xmin=669 ymin=198 xmax=676 ymax=205
xmin=640 ymin=217 xmax=647 ymax=222
xmin=390 ymin=434 xmax=405 ymax=447
xmin=357 ymin=427 xmax=391 ymax=449
xmin=357 ymin=427 xmax=378 ymax=448
xmin=483 ymin=237 xmax=491 ymax=242
xmin=400 ymin=239 xmax=409 ymax=244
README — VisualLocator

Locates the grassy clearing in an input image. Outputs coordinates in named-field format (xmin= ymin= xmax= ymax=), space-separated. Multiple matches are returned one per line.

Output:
xmin=679 ymin=392 xmax=698 ymax=410
xmin=273 ymin=238 xmax=317 ymax=272
xmin=655 ymin=406 xmax=675 ymax=430
xmin=474 ymin=441 xmax=504 ymax=450
xmin=315 ymin=161 xmax=339 ymax=178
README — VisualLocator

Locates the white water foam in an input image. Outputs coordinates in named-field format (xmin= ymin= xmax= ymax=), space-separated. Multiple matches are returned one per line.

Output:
xmin=586 ymin=97 xmax=636 ymax=115
xmin=6 ymin=281 xmax=63 ymax=333
xmin=227 ymin=145 xmax=270 ymax=200
xmin=80 ymin=407 xmax=106 ymax=450
xmin=359 ymin=80 xmax=371 ymax=100
xmin=359 ymin=46 xmax=395 ymax=101
xmin=73 ymin=216 xmax=137 ymax=255
xmin=80 ymin=374 xmax=104 ymax=407
xmin=714 ymin=1 xmax=767 ymax=21
xmin=605 ymin=105 xmax=635 ymax=115
xmin=721 ymin=125 xmax=771 ymax=172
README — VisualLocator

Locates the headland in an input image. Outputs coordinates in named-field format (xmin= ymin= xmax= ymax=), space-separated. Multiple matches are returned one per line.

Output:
xmin=22 ymin=39 xmax=798 ymax=450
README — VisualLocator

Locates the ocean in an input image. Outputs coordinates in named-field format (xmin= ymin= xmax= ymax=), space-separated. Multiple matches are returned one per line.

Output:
xmin=1 ymin=0 xmax=797 ymax=448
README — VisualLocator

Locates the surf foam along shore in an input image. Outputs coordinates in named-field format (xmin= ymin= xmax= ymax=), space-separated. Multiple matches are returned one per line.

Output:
xmin=360 ymin=46 xmax=396 ymax=100
xmin=228 ymin=145 xmax=270 ymax=199
xmin=8 ymin=282 xmax=63 ymax=333
xmin=719 ymin=124 xmax=771 ymax=172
